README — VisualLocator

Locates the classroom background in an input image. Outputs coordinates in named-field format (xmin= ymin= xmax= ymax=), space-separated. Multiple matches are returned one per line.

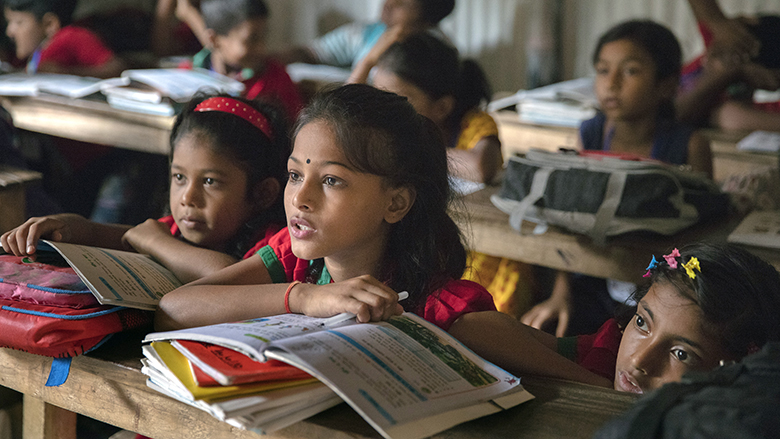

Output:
xmin=70 ymin=0 xmax=780 ymax=94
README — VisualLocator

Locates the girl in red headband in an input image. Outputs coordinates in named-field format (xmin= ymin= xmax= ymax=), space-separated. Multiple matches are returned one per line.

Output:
xmin=1 ymin=94 xmax=290 ymax=283
xmin=155 ymin=84 xmax=497 ymax=331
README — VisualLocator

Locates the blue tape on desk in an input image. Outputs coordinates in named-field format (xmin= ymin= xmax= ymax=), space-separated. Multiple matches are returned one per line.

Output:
xmin=45 ymin=357 xmax=72 ymax=387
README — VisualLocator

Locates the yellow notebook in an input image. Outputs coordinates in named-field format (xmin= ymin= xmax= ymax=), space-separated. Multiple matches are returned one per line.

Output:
xmin=150 ymin=341 xmax=317 ymax=402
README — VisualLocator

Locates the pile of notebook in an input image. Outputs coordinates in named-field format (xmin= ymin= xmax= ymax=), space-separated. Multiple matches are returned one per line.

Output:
xmin=0 ymin=68 xmax=245 ymax=116
xmin=141 ymin=339 xmax=341 ymax=433
xmin=488 ymin=77 xmax=599 ymax=128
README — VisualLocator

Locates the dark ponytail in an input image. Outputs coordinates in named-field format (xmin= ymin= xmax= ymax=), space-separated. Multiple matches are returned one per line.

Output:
xmin=377 ymin=32 xmax=491 ymax=139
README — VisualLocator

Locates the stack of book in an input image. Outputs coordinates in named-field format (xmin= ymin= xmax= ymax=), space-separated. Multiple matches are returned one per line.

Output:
xmin=142 ymin=338 xmax=340 ymax=433
xmin=142 ymin=313 xmax=534 ymax=439
xmin=0 ymin=69 xmax=245 ymax=117
xmin=102 ymin=68 xmax=246 ymax=116
xmin=0 ymin=73 xmax=128 ymax=98
xmin=489 ymin=77 xmax=599 ymax=128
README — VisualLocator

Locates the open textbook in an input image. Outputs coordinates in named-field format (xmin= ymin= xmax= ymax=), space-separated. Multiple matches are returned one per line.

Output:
xmin=144 ymin=312 xmax=534 ymax=439
xmin=34 ymin=240 xmax=181 ymax=310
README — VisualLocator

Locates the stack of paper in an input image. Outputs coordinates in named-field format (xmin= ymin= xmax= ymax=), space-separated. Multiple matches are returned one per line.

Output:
xmin=141 ymin=339 xmax=340 ymax=433
xmin=0 ymin=73 xmax=128 ymax=98
xmin=489 ymin=77 xmax=599 ymax=128
xmin=103 ymin=68 xmax=246 ymax=116
xmin=143 ymin=312 xmax=533 ymax=439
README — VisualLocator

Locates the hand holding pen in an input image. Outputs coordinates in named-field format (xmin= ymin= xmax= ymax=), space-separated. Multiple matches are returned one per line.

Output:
xmin=322 ymin=291 xmax=408 ymax=327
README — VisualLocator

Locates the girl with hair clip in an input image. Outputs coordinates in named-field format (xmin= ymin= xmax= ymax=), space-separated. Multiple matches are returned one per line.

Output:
xmin=155 ymin=83 xmax=497 ymax=331
xmin=1 ymin=94 xmax=290 ymax=284
xmin=450 ymin=243 xmax=780 ymax=394
xmin=522 ymin=20 xmax=715 ymax=338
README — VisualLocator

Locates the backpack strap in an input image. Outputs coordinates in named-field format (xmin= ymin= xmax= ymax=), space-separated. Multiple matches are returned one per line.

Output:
xmin=507 ymin=167 xmax=553 ymax=233
xmin=589 ymin=170 xmax=627 ymax=246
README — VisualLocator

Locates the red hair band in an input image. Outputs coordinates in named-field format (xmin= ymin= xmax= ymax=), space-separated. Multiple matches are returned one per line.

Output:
xmin=193 ymin=97 xmax=273 ymax=140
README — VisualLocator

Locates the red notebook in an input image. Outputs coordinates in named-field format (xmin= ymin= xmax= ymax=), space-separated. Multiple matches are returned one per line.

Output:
xmin=172 ymin=339 xmax=311 ymax=386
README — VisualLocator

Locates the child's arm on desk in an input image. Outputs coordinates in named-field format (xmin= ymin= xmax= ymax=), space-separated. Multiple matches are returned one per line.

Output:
xmin=0 ymin=213 xmax=131 ymax=256
xmin=449 ymin=310 xmax=612 ymax=388
xmin=155 ymin=254 xmax=403 ymax=331
xmin=122 ymin=218 xmax=239 ymax=284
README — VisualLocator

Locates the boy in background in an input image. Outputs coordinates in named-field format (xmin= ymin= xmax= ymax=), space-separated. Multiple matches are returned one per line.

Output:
xmin=4 ymin=0 xmax=124 ymax=78
xmin=179 ymin=0 xmax=302 ymax=122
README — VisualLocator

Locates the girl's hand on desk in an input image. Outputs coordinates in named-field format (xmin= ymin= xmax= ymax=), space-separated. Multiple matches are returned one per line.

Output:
xmin=288 ymin=275 xmax=404 ymax=323
xmin=122 ymin=219 xmax=171 ymax=253
xmin=0 ymin=216 xmax=71 ymax=256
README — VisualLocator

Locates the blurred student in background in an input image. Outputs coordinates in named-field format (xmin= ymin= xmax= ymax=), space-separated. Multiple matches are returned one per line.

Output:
xmin=178 ymin=0 xmax=303 ymax=122
xmin=4 ymin=0 xmax=124 ymax=78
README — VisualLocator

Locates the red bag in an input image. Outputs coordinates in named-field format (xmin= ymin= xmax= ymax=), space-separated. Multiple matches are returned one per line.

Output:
xmin=0 ymin=255 xmax=152 ymax=358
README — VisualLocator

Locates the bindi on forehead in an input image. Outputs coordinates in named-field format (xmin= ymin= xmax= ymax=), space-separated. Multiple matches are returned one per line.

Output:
xmin=306 ymin=159 xmax=310 ymax=164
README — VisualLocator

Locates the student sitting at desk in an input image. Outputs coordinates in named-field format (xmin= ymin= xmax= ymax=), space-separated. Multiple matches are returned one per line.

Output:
xmin=177 ymin=0 xmax=303 ymax=122
xmin=272 ymin=0 xmax=454 ymax=71
xmin=451 ymin=243 xmax=780 ymax=394
xmin=155 ymin=84 xmax=497 ymax=332
xmin=349 ymin=32 xmax=530 ymax=317
xmin=521 ymin=20 xmax=713 ymax=337
xmin=1 ymin=94 xmax=289 ymax=284
xmin=3 ymin=0 xmax=124 ymax=78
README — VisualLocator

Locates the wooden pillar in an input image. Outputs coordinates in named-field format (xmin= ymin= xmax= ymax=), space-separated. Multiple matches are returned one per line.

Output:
xmin=23 ymin=396 xmax=77 ymax=439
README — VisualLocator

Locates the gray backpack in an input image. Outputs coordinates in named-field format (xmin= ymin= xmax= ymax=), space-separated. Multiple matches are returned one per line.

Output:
xmin=491 ymin=150 xmax=729 ymax=245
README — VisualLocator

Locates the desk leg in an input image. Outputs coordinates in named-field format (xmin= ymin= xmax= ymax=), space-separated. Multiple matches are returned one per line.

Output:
xmin=0 ymin=186 xmax=26 ymax=234
xmin=23 ymin=396 xmax=76 ymax=439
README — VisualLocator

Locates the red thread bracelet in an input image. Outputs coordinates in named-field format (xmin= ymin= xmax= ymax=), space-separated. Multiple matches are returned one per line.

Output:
xmin=284 ymin=281 xmax=301 ymax=313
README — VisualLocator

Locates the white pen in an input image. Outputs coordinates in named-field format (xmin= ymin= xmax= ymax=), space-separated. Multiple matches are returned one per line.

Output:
xmin=321 ymin=291 xmax=409 ymax=327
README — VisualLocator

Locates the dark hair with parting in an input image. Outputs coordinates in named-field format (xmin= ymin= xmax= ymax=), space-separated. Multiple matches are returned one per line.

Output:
xmin=592 ymin=20 xmax=681 ymax=120
xmin=200 ymin=0 xmax=269 ymax=36
xmin=629 ymin=243 xmax=780 ymax=360
xmin=293 ymin=83 xmax=467 ymax=311
xmin=377 ymin=32 xmax=491 ymax=143
xmin=4 ymin=0 xmax=77 ymax=26
xmin=418 ymin=0 xmax=455 ymax=25
xmin=170 ymin=93 xmax=289 ymax=259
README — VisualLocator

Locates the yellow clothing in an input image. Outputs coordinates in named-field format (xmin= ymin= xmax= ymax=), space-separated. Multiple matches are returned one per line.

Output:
xmin=456 ymin=111 xmax=534 ymax=318
xmin=454 ymin=110 xmax=499 ymax=151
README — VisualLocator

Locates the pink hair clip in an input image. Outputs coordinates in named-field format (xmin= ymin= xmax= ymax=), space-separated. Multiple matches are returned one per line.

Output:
xmin=663 ymin=248 xmax=681 ymax=269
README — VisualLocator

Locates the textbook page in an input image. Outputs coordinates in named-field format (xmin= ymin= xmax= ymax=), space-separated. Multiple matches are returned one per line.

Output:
xmin=266 ymin=313 xmax=533 ymax=439
xmin=144 ymin=313 xmax=338 ymax=361
xmin=39 ymin=240 xmax=181 ymax=310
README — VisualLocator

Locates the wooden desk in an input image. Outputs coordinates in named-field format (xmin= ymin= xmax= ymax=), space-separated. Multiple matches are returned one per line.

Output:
xmin=492 ymin=111 xmax=779 ymax=183
xmin=456 ymin=186 xmax=780 ymax=283
xmin=0 ymin=332 xmax=636 ymax=439
xmin=0 ymin=96 xmax=174 ymax=155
